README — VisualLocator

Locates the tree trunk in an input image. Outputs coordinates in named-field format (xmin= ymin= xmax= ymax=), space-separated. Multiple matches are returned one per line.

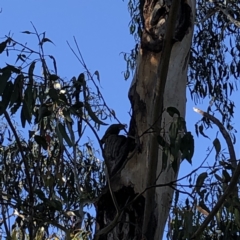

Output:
xmin=95 ymin=1 xmax=196 ymax=239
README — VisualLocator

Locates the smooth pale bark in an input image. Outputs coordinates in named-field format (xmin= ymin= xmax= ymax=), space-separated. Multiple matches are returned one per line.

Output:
xmin=121 ymin=0 xmax=196 ymax=239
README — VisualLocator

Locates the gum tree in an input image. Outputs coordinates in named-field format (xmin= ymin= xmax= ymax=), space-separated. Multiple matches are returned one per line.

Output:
xmin=0 ymin=0 xmax=240 ymax=239
xmin=95 ymin=0 xmax=240 ymax=239
xmin=95 ymin=1 xmax=196 ymax=239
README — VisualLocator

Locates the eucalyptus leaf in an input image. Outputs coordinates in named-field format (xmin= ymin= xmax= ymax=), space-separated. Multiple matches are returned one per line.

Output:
xmin=0 ymin=40 xmax=8 ymax=54
xmin=213 ymin=137 xmax=221 ymax=158
xmin=85 ymin=102 xmax=108 ymax=126
xmin=157 ymin=135 xmax=167 ymax=147
xmin=34 ymin=135 xmax=48 ymax=150
xmin=0 ymin=67 xmax=11 ymax=95
xmin=49 ymin=88 xmax=59 ymax=101
xmin=58 ymin=122 xmax=73 ymax=147
xmin=195 ymin=172 xmax=208 ymax=194
xmin=28 ymin=61 xmax=36 ymax=85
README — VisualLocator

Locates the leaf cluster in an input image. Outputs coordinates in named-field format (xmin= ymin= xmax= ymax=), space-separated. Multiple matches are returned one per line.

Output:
xmin=0 ymin=29 xmax=113 ymax=239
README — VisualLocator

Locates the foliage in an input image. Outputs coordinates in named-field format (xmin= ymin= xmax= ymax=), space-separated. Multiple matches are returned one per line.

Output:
xmin=189 ymin=0 xmax=240 ymax=129
xmin=0 ymin=0 xmax=240 ymax=239
xmin=157 ymin=107 xmax=194 ymax=172
xmin=168 ymin=152 xmax=240 ymax=239
xmin=0 ymin=28 xmax=114 ymax=239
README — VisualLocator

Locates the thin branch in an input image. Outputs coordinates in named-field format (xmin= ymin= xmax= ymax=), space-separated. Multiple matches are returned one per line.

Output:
xmin=191 ymin=107 xmax=238 ymax=239
xmin=196 ymin=8 xmax=219 ymax=25
xmin=7 ymin=37 xmax=39 ymax=55
xmin=193 ymin=107 xmax=236 ymax=166
xmin=169 ymin=185 xmax=194 ymax=199
xmin=217 ymin=6 xmax=240 ymax=28
xmin=67 ymin=39 xmax=124 ymax=128
xmin=4 ymin=110 xmax=34 ymax=239
xmin=4 ymin=111 xmax=33 ymax=198
xmin=177 ymin=146 xmax=214 ymax=183
xmin=84 ymin=119 xmax=120 ymax=215
xmin=1 ymin=206 xmax=10 ymax=238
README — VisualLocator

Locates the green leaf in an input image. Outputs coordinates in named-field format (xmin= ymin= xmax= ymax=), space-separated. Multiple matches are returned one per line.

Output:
xmin=40 ymin=38 xmax=55 ymax=45
xmin=38 ymin=104 xmax=51 ymax=122
xmin=183 ymin=208 xmax=193 ymax=238
xmin=180 ymin=132 xmax=194 ymax=164
xmin=172 ymin=158 xmax=178 ymax=174
xmin=6 ymin=64 xmax=21 ymax=74
xmin=167 ymin=106 xmax=180 ymax=117
xmin=56 ymin=124 xmax=63 ymax=147
xmin=214 ymin=173 xmax=222 ymax=182
xmin=49 ymin=88 xmax=59 ymax=101
xmin=34 ymin=189 xmax=46 ymax=201
xmin=162 ymin=148 xmax=168 ymax=171
xmin=63 ymin=110 xmax=74 ymax=142
xmin=169 ymin=119 xmax=178 ymax=144
xmin=157 ymin=135 xmax=167 ymax=147
xmin=0 ymin=40 xmax=8 ymax=54
xmin=58 ymin=122 xmax=73 ymax=147
xmin=124 ymin=70 xmax=130 ymax=80
xmin=0 ymin=102 xmax=6 ymax=115
xmin=21 ymin=100 xmax=32 ymax=127
xmin=77 ymin=73 xmax=86 ymax=85
xmin=170 ymin=142 xmax=180 ymax=161
xmin=28 ymin=61 xmax=36 ymax=85
xmin=34 ymin=135 xmax=48 ymax=150
xmin=2 ymin=81 xmax=13 ymax=109
xmin=20 ymin=102 xmax=26 ymax=128
xmin=10 ymin=102 xmax=21 ymax=115
xmin=63 ymin=109 xmax=73 ymax=123
xmin=195 ymin=123 xmax=199 ymax=137
xmin=213 ymin=137 xmax=221 ymax=157
xmin=21 ymin=31 xmax=33 ymax=34
xmin=47 ymin=199 xmax=62 ymax=211
xmin=28 ymin=130 xmax=35 ymax=138
xmin=49 ymin=74 xmax=59 ymax=81
xmin=94 ymin=70 xmax=100 ymax=82
xmin=199 ymin=124 xmax=209 ymax=139
xmin=72 ymin=102 xmax=84 ymax=111
xmin=85 ymin=102 xmax=108 ymax=125
xmin=0 ymin=67 xmax=11 ymax=95
xmin=59 ymin=93 xmax=68 ymax=104
xmin=177 ymin=117 xmax=186 ymax=131
xmin=195 ymin=172 xmax=207 ymax=194
xmin=66 ymin=121 xmax=75 ymax=144
xmin=222 ymin=170 xmax=231 ymax=183
xmin=25 ymin=86 xmax=33 ymax=123
xmin=10 ymin=74 xmax=23 ymax=107
xmin=16 ymin=54 xmax=26 ymax=63
xmin=49 ymin=55 xmax=57 ymax=74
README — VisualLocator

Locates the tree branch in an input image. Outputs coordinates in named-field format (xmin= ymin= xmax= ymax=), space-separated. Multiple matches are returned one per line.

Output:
xmin=4 ymin=111 xmax=33 ymax=201
xmin=217 ymin=5 xmax=240 ymax=28
xmin=193 ymin=107 xmax=237 ymax=166
xmin=191 ymin=107 xmax=238 ymax=239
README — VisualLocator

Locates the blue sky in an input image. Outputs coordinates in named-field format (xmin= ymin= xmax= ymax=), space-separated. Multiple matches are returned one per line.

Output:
xmin=0 ymin=1 xmax=134 ymax=120
xmin=1 ymin=0 xmax=240 ymax=237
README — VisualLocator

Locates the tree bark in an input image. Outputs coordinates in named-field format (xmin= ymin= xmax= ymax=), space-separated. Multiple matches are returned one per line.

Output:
xmin=95 ymin=1 xmax=196 ymax=239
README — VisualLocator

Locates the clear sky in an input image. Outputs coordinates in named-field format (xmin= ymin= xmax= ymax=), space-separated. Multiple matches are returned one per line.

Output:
xmin=1 ymin=1 xmax=240 ymax=238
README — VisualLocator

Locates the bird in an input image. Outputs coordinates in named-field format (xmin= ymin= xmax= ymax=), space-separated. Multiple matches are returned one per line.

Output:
xmin=100 ymin=124 xmax=128 ymax=178
xmin=100 ymin=124 xmax=126 ymax=144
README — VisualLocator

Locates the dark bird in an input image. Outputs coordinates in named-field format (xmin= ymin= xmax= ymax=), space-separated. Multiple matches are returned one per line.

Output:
xmin=100 ymin=124 xmax=126 ymax=144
